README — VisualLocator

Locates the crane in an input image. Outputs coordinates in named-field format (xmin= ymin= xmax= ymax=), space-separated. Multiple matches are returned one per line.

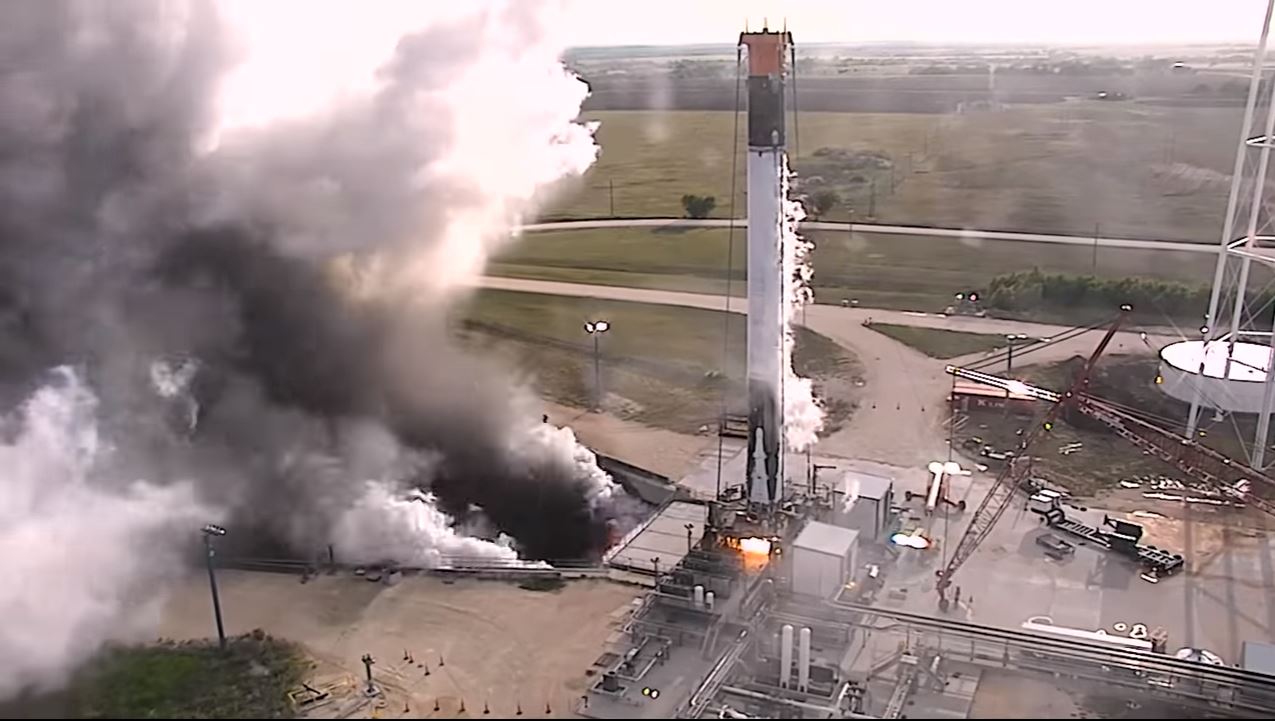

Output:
xmin=934 ymin=309 xmax=1130 ymax=609
xmin=937 ymin=309 xmax=1275 ymax=608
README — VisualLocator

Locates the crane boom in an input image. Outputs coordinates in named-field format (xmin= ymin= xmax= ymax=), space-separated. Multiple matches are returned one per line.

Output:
xmin=946 ymin=366 xmax=1275 ymax=517
xmin=941 ymin=312 xmax=1275 ymax=606
xmin=1075 ymin=396 xmax=1275 ymax=515
xmin=935 ymin=310 xmax=1129 ymax=607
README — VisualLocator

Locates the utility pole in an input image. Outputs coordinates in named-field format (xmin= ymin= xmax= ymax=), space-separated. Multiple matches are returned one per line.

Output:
xmin=608 ymin=179 xmax=615 ymax=217
xmin=201 ymin=524 xmax=228 ymax=651
xmin=592 ymin=333 xmax=601 ymax=408
xmin=1006 ymin=334 xmax=1028 ymax=375
xmin=361 ymin=654 xmax=376 ymax=694
xmin=583 ymin=320 xmax=610 ymax=411
xmin=1092 ymin=223 xmax=1100 ymax=273
xmin=685 ymin=523 xmax=695 ymax=553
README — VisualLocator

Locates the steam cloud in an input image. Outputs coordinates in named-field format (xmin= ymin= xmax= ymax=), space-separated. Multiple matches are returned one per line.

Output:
xmin=0 ymin=0 xmax=616 ymax=697
xmin=781 ymin=157 xmax=825 ymax=450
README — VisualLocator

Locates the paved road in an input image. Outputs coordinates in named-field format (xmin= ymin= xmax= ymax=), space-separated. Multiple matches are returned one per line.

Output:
xmin=476 ymin=276 xmax=1181 ymax=467
xmin=520 ymin=218 xmax=1217 ymax=254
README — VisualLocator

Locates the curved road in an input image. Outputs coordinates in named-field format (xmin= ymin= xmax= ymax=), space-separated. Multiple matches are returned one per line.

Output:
xmin=477 ymin=276 xmax=1183 ymax=466
xmin=520 ymin=218 xmax=1217 ymax=254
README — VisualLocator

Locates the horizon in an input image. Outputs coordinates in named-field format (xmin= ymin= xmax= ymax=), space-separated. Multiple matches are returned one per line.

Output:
xmin=566 ymin=39 xmax=1259 ymax=51
xmin=560 ymin=0 xmax=1265 ymax=47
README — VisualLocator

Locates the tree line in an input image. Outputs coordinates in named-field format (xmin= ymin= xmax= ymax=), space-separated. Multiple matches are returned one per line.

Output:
xmin=983 ymin=269 xmax=1229 ymax=320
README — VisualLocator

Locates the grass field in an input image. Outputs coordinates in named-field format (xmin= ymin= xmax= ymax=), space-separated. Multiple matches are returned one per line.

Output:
xmin=491 ymin=225 xmax=1221 ymax=314
xmin=867 ymin=323 xmax=1007 ymax=359
xmin=548 ymin=104 xmax=1238 ymax=241
xmin=67 ymin=636 xmax=305 ymax=719
xmin=455 ymin=289 xmax=862 ymax=434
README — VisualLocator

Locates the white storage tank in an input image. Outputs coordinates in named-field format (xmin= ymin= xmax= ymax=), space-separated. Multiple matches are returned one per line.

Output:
xmin=1159 ymin=340 xmax=1270 ymax=413
xmin=779 ymin=624 xmax=794 ymax=688
xmin=791 ymin=521 xmax=859 ymax=598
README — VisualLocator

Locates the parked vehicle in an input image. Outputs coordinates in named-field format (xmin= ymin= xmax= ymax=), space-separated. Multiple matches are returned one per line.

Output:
xmin=1036 ymin=532 xmax=1076 ymax=559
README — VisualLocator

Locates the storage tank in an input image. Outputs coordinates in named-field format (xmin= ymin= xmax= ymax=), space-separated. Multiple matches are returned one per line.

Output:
xmin=1159 ymin=340 xmax=1270 ymax=412
xmin=1021 ymin=617 xmax=1153 ymax=652
xmin=779 ymin=624 xmax=794 ymax=688
xmin=797 ymin=627 xmax=812 ymax=691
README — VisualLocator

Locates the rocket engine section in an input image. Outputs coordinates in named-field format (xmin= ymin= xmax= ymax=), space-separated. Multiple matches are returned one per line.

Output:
xmin=740 ymin=28 xmax=791 ymax=507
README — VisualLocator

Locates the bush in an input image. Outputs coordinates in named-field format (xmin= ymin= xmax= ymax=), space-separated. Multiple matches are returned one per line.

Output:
xmin=984 ymin=269 xmax=1223 ymax=320
xmin=680 ymin=194 xmax=717 ymax=219
xmin=69 ymin=636 xmax=306 ymax=719
xmin=810 ymin=190 xmax=839 ymax=219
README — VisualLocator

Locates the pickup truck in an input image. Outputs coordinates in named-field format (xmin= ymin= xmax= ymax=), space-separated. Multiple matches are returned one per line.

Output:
xmin=1036 ymin=533 xmax=1076 ymax=559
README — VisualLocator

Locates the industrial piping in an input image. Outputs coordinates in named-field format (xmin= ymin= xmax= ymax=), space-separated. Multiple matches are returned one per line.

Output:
xmin=779 ymin=623 xmax=794 ymax=688
xmin=797 ymin=626 xmax=812 ymax=691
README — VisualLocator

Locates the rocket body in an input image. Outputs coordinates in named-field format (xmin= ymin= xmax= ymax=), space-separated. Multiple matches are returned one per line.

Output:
xmin=740 ymin=30 xmax=790 ymax=506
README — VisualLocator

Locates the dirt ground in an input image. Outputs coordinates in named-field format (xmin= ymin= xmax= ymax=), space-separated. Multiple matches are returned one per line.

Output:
xmin=542 ymin=400 xmax=709 ymax=479
xmin=158 ymin=571 xmax=642 ymax=719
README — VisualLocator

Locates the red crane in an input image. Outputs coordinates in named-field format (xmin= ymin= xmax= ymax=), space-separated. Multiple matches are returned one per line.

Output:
xmin=936 ymin=308 xmax=1275 ymax=608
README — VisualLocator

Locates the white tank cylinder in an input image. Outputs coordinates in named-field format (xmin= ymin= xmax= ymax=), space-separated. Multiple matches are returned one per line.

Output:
xmin=705 ymin=591 xmax=715 ymax=611
xmin=693 ymin=585 xmax=705 ymax=608
xmin=798 ymin=627 xmax=812 ymax=691
xmin=779 ymin=624 xmax=794 ymax=688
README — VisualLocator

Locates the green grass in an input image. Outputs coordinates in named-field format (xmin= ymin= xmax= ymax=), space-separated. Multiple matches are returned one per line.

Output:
xmin=68 ymin=635 xmax=306 ymax=719
xmin=454 ymin=289 xmax=861 ymax=434
xmin=492 ymin=225 xmax=1220 ymax=314
xmin=549 ymin=105 xmax=1238 ymax=241
xmin=867 ymin=323 xmax=1007 ymax=359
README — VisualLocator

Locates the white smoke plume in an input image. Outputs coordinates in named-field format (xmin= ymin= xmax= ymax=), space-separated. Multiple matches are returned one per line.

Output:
xmin=781 ymin=156 xmax=825 ymax=450
xmin=0 ymin=0 xmax=613 ymax=698
xmin=203 ymin=0 xmax=600 ymax=293
xmin=0 ymin=368 xmax=212 ymax=698
xmin=333 ymin=487 xmax=520 ymax=568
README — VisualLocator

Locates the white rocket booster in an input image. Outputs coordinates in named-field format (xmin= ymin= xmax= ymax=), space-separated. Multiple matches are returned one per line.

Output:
xmin=740 ymin=29 xmax=791 ymax=506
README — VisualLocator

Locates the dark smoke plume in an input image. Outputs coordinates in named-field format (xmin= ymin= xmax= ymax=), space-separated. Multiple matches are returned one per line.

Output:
xmin=0 ymin=0 xmax=609 ymax=697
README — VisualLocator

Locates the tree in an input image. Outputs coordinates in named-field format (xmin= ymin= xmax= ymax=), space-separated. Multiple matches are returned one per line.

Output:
xmin=810 ymin=190 xmax=839 ymax=219
xmin=680 ymin=194 xmax=717 ymax=219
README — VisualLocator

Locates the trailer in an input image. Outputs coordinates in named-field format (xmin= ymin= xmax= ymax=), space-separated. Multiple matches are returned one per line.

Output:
xmin=1030 ymin=495 xmax=1184 ymax=579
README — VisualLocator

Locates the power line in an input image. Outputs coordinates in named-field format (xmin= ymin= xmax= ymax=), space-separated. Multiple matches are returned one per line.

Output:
xmin=715 ymin=46 xmax=744 ymax=500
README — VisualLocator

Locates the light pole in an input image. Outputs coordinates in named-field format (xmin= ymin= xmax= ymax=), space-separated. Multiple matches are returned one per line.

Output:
xmin=1005 ymin=334 xmax=1029 ymax=376
xmin=583 ymin=320 xmax=610 ymax=411
xmin=201 ymin=523 xmax=228 ymax=650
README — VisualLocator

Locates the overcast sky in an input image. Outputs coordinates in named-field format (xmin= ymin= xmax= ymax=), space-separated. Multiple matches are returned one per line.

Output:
xmin=562 ymin=0 xmax=1267 ymax=46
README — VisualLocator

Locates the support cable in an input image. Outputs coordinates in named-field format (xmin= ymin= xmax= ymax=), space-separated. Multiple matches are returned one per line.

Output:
xmin=715 ymin=46 xmax=745 ymax=500
xmin=790 ymin=41 xmax=800 ymax=158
